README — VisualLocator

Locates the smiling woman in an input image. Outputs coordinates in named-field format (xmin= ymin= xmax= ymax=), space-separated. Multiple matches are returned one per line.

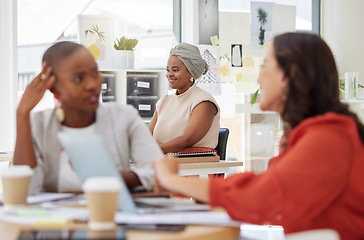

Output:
xmin=148 ymin=43 xmax=220 ymax=155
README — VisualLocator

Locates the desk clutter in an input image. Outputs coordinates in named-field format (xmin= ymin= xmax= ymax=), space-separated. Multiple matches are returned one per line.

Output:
xmin=18 ymin=227 xmax=128 ymax=240
xmin=0 ymin=152 xmax=242 ymax=239
xmin=0 ymin=192 xmax=242 ymax=227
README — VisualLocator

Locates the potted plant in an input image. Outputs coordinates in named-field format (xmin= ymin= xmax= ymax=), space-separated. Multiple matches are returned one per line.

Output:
xmin=112 ymin=36 xmax=138 ymax=69
xmin=257 ymin=8 xmax=268 ymax=45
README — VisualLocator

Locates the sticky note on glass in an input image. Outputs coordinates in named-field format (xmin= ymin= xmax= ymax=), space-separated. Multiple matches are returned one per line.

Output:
xmin=263 ymin=42 xmax=270 ymax=51
xmin=235 ymin=73 xmax=243 ymax=82
xmin=210 ymin=35 xmax=219 ymax=46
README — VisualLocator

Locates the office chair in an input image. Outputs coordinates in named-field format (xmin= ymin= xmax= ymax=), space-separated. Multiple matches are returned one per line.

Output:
xmin=215 ymin=128 xmax=230 ymax=160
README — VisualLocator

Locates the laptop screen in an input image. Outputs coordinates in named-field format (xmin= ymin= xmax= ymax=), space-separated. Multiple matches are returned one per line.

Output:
xmin=57 ymin=132 xmax=137 ymax=213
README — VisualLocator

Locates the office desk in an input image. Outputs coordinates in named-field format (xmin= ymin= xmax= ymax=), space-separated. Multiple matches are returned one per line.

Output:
xmin=0 ymin=151 xmax=13 ymax=163
xmin=1 ymin=153 xmax=244 ymax=179
xmin=179 ymin=160 xmax=244 ymax=178
xmin=0 ymin=221 xmax=241 ymax=240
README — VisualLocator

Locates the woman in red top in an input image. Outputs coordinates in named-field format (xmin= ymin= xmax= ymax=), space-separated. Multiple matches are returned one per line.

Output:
xmin=153 ymin=32 xmax=364 ymax=239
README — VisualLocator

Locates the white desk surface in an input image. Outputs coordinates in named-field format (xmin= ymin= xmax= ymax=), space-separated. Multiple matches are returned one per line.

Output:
xmin=178 ymin=160 xmax=244 ymax=178
xmin=179 ymin=160 xmax=243 ymax=170
xmin=0 ymin=151 xmax=13 ymax=162
xmin=238 ymin=224 xmax=284 ymax=240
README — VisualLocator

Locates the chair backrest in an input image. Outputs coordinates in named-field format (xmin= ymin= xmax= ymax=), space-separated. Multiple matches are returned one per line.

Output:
xmin=215 ymin=128 xmax=229 ymax=160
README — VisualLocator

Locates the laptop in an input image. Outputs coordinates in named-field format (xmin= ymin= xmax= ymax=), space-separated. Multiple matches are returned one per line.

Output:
xmin=57 ymin=132 xmax=210 ymax=214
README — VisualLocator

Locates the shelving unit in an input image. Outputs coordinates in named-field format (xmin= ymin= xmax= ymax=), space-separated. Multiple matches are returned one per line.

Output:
xmin=100 ymin=69 xmax=169 ymax=119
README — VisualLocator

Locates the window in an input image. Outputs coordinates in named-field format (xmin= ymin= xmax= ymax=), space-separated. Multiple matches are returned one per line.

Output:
xmin=219 ymin=0 xmax=318 ymax=32
xmin=17 ymin=0 xmax=179 ymax=111
xmin=215 ymin=0 xmax=320 ymax=171
xmin=18 ymin=0 xmax=178 ymax=87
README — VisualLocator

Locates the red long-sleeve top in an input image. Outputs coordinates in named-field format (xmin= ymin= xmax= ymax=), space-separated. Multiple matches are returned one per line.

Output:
xmin=209 ymin=113 xmax=364 ymax=240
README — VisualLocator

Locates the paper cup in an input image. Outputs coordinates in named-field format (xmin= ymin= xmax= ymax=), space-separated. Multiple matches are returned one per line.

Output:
xmin=83 ymin=177 xmax=121 ymax=230
xmin=1 ymin=165 xmax=33 ymax=210
xmin=88 ymin=229 xmax=117 ymax=239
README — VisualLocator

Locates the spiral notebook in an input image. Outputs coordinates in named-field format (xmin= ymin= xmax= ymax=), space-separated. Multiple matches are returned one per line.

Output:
xmin=168 ymin=151 xmax=220 ymax=163
xmin=168 ymin=150 xmax=216 ymax=158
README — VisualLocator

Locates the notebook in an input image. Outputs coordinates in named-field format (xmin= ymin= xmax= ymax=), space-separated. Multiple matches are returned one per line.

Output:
xmin=57 ymin=132 xmax=210 ymax=214
xmin=168 ymin=151 xmax=220 ymax=164
xmin=168 ymin=151 xmax=217 ymax=158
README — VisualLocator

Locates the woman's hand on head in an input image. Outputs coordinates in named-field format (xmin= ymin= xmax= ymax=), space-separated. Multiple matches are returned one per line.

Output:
xmin=153 ymin=155 xmax=179 ymax=191
xmin=17 ymin=63 xmax=56 ymax=115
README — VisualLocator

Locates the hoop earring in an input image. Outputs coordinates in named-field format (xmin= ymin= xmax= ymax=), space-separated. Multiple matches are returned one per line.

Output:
xmin=190 ymin=77 xmax=194 ymax=82
xmin=56 ymin=102 xmax=65 ymax=123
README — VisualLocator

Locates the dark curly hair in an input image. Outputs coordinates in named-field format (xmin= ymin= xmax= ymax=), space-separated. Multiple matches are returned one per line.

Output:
xmin=274 ymin=32 xmax=364 ymax=143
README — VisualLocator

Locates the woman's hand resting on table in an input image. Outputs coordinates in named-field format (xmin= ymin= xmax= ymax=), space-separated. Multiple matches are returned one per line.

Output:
xmin=153 ymin=155 xmax=210 ymax=202
xmin=153 ymin=155 xmax=179 ymax=193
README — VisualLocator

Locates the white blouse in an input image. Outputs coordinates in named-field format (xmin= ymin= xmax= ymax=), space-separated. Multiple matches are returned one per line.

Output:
xmin=58 ymin=123 xmax=96 ymax=193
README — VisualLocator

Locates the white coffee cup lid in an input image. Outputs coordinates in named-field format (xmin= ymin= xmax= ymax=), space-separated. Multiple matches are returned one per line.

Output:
xmin=1 ymin=165 xmax=33 ymax=178
xmin=83 ymin=176 xmax=122 ymax=192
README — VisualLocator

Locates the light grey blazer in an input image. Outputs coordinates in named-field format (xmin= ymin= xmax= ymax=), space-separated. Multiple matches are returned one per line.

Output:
xmin=29 ymin=102 xmax=163 ymax=193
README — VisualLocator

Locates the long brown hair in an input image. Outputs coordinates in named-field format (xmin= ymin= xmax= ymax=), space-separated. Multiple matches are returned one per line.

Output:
xmin=274 ymin=32 xmax=364 ymax=142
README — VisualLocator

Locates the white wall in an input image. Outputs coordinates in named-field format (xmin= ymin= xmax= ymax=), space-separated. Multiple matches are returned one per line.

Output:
xmin=272 ymin=4 xmax=296 ymax=36
xmin=0 ymin=0 xmax=17 ymax=151
xmin=321 ymin=0 xmax=364 ymax=85
xmin=181 ymin=0 xmax=199 ymax=44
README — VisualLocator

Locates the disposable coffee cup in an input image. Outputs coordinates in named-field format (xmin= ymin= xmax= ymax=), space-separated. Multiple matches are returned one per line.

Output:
xmin=88 ymin=229 xmax=117 ymax=239
xmin=82 ymin=176 xmax=121 ymax=231
xmin=1 ymin=165 xmax=33 ymax=211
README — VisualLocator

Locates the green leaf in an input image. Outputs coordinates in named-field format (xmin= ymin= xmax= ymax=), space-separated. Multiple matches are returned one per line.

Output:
xmin=219 ymin=54 xmax=231 ymax=62
xmin=97 ymin=31 xmax=106 ymax=41
xmin=251 ymin=88 xmax=260 ymax=106
xmin=84 ymin=25 xmax=105 ymax=41
xmin=114 ymin=36 xmax=138 ymax=50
